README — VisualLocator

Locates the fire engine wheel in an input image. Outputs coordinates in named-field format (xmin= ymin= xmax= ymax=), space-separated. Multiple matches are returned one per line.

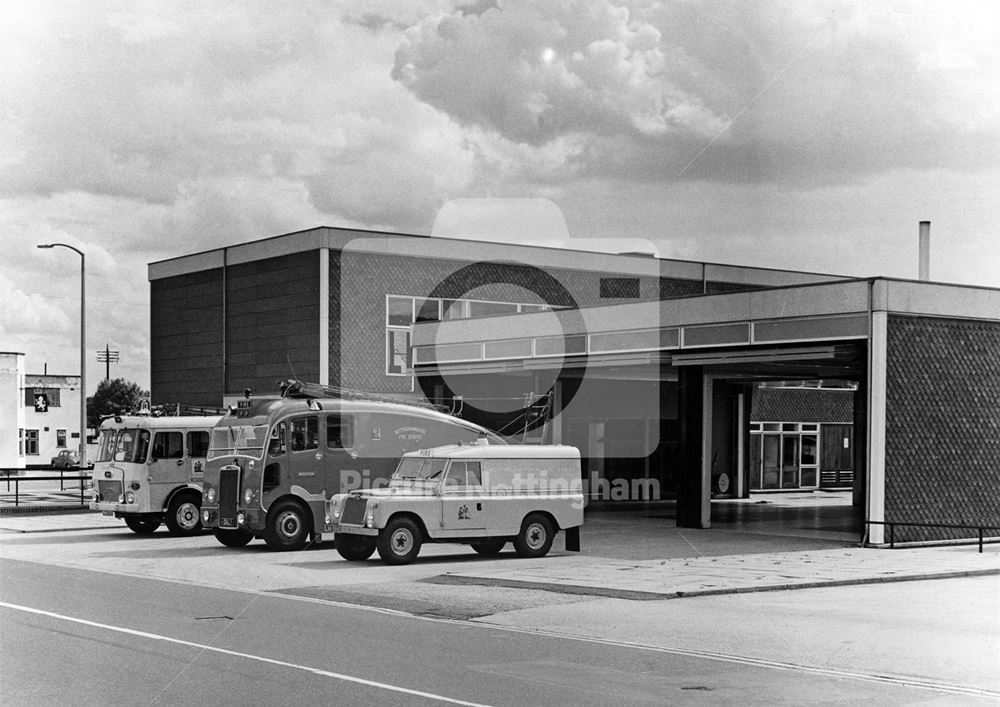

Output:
xmin=124 ymin=516 xmax=160 ymax=535
xmin=470 ymin=540 xmax=506 ymax=555
xmin=335 ymin=534 xmax=377 ymax=561
xmin=377 ymin=517 xmax=422 ymax=565
xmin=513 ymin=514 xmax=554 ymax=558
xmin=264 ymin=501 xmax=310 ymax=551
xmin=214 ymin=528 xmax=254 ymax=548
xmin=165 ymin=493 xmax=202 ymax=536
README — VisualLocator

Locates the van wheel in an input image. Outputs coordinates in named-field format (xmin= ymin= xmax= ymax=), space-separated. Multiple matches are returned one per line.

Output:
xmin=264 ymin=500 xmax=310 ymax=551
xmin=471 ymin=540 xmax=506 ymax=555
xmin=165 ymin=492 xmax=202 ymax=536
xmin=377 ymin=517 xmax=422 ymax=565
xmin=336 ymin=534 xmax=377 ymax=561
xmin=513 ymin=514 xmax=554 ymax=558
xmin=214 ymin=528 xmax=254 ymax=548
xmin=124 ymin=516 xmax=160 ymax=535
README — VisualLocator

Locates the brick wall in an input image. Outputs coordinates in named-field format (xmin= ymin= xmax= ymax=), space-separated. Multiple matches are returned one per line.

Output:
xmin=884 ymin=315 xmax=1000 ymax=541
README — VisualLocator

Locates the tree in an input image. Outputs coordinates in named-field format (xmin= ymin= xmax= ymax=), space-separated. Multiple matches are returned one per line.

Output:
xmin=87 ymin=378 xmax=148 ymax=427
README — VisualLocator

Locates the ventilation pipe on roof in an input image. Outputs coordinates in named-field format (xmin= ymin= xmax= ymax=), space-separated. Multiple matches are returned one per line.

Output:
xmin=918 ymin=221 xmax=931 ymax=281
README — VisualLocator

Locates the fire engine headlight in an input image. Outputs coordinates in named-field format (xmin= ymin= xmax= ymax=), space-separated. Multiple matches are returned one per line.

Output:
xmin=206 ymin=488 xmax=216 ymax=503
xmin=202 ymin=510 xmax=210 ymax=523
xmin=244 ymin=489 xmax=253 ymax=505
xmin=236 ymin=512 xmax=246 ymax=526
xmin=124 ymin=491 xmax=136 ymax=504
xmin=118 ymin=494 xmax=125 ymax=503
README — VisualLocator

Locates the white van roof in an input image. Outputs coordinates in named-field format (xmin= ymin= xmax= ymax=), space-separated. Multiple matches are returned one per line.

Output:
xmin=405 ymin=443 xmax=580 ymax=460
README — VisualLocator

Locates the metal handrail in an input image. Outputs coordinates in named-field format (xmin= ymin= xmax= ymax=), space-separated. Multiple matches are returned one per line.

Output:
xmin=1 ymin=472 xmax=92 ymax=508
xmin=865 ymin=519 xmax=1000 ymax=553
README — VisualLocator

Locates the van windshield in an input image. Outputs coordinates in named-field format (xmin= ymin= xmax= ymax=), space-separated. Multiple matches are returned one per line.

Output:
xmin=208 ymin=424 xmax=268 ymax=461
xmin=394 ymin=457 xmax=448 ymax=480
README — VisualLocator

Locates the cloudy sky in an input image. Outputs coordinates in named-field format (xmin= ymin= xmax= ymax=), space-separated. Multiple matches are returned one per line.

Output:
xmin=2 ymin=0 xmax=999 ymax=393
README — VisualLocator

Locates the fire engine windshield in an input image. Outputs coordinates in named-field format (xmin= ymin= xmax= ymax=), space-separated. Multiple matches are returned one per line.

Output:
xmin=96 ymin=429 xmax=118 ymax=462
xmin=394 ymin=457 xmax=448 ymax=480
xmin=112 ymin=429 xmax=150 ymax=464
xmin=208 ymin=424 xmax=268 ymax=461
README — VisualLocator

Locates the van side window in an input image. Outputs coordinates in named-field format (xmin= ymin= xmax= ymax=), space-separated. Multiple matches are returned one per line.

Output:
xmin=465 ymin=461 xmax=482 ymax=486
xmin=326 ymin=414 xmax=353 ymax=450
xmin=152 ymin=431 xmax=183 ymax=459
xmin=291 ymin=417 xmax=318 ymax=452
xmin=268 ymin=421 xmax=287 ymax=457
xmin=187 ymin=431 xmax=210 ymax=458
xmin=444 ymin=461 xmax=465 ymax=487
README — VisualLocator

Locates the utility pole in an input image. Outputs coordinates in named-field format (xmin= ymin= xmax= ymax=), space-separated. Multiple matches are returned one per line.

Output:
xmin=96 ymin=343 xmax=120 ymax=381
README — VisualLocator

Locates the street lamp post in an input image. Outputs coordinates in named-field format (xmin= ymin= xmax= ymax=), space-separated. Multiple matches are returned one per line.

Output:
xmin=37 ymin=243 xmax=87 ymax=468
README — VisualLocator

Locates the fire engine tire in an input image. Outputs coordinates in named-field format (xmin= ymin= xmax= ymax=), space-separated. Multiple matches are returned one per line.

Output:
xmin=513 ymin=513 xmax=554 ymax=558
xmin=335 ymin=534 xmax=377 ymax=561
xmin=124 ymin=516 xmax=160 ymax=534
xmin=165 ymin=492 xmax=203 ymax=536
xmin=377 ymin=517 xmax=422 ymax=565
xmin=214 ymin=528 xmax=254 ymax=548
xmin=264 ymin=501 xmax=310 ymax=551
xmin=470 ymin=540 xmax=506 ymax=555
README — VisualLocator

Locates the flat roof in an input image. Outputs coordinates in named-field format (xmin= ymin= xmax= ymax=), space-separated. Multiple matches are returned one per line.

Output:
xmin=148 ymin=225 xmax=846 ymax=288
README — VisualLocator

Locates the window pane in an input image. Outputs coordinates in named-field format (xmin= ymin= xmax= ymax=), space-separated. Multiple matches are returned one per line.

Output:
xmin=327 ymin=414 xmax=353 ymax=449
xmin=387 ymin=329 xmax=411 ymax=374
xmin=442 ymin=300 xmax=468 ymax=320
xmin=469 ymin=301 xmax=519 ymax=318
xmin=445 ymin=461 xmax=466 ymax=487
xmin=291 ymin=417 xmax=319 ymax=452
xmin=466 ymin=461 xmax=482 ymax=486
xmin=187 ymin=431 xmax=210 ymax=457
xmin=268 ymin=422 xmax=287 ymax=457
xmin=801 ymin=435 xmax=817 ymax=465
xmin=153 ymin=432 xmax=184 ymax=459
xmin=387 ymin=296 xmax=413 ymax=326
xmin=414 ymin=298 xmax=440 ymax=323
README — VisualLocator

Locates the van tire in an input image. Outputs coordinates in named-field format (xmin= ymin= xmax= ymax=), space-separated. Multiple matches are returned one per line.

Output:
xmin=336 ymin=534 xmax=377 ymax=561
xmin=471 ymin=540 xmax=506 ymax=555
xmin=513 ymin=514 xmax=554 ymax=558
xmin=124 ymin=516 xmax=160 ymax=535
xmin=377 ymin=517 xmax=422 ymax=565
xmin=165 ymin=492 xmax=202 ymax=536
xmin=214 ymin=528 xmax=254 ymax=548
xmin=264 ymin=500 xmax=310 ymax=551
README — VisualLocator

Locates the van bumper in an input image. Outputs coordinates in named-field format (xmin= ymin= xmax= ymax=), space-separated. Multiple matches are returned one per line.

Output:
xmin=327 ymin=524 xmax=378 ymax=537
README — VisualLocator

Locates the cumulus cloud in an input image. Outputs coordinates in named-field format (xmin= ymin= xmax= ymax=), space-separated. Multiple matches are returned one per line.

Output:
xmin=393 ymin=0 xmax=1000 ymax=185
xmin=393 ymin=0 xmax=730 ymax=146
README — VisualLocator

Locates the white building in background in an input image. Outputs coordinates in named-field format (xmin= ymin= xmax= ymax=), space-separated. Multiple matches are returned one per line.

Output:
xmin=0 ymin=352 xmax=26 ymax=468
xmin=0 ymin=353 xmax=86 ymax=469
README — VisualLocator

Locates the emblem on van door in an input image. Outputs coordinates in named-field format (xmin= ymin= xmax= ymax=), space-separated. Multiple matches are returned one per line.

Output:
xmin=458 ymin=504 xmax=470 ymax=520
xmin=371 ymin=426 xmax=382 ymax=441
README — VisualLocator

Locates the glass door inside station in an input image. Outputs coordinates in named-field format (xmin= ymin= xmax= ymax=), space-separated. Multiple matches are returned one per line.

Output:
xmin=750 ymin=423 xmax=820 ymax=491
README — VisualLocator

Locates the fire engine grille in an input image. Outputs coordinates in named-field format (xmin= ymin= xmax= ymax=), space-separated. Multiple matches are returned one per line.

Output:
xmin=218 ymin=467 xmax=239 ymax=528
xmin=340 ymin=497 xmax=368 ymax=526
xmin=98 ymin=480 xmax=122 ymax=502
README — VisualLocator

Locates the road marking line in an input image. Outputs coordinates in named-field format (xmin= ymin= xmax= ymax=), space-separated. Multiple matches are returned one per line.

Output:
xmin=0 ymin=601 xmax=490 ymax=707
xmin=4 ymin=557 xmax=998 ymax=699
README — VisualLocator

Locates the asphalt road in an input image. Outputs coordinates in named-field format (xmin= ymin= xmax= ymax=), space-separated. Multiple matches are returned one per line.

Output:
xmin=2 ymin=553 xmax=996 ymax=706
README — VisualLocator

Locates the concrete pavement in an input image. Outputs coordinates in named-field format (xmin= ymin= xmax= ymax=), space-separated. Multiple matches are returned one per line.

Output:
xmin=2 ymin=506 xmax=998 ymax=602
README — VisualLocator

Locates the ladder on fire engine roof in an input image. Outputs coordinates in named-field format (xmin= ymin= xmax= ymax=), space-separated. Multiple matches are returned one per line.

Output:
xmin=278 ymin=379 xmax=457 ymax=414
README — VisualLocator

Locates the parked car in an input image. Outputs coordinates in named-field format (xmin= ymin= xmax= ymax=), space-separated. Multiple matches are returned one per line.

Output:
xmin=50 ymin=449 xmax=91 ymax=469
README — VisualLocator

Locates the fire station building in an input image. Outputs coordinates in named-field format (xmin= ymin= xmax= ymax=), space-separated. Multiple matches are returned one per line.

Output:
xmin=149 ymin=226 xmax=1000 ymax=545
